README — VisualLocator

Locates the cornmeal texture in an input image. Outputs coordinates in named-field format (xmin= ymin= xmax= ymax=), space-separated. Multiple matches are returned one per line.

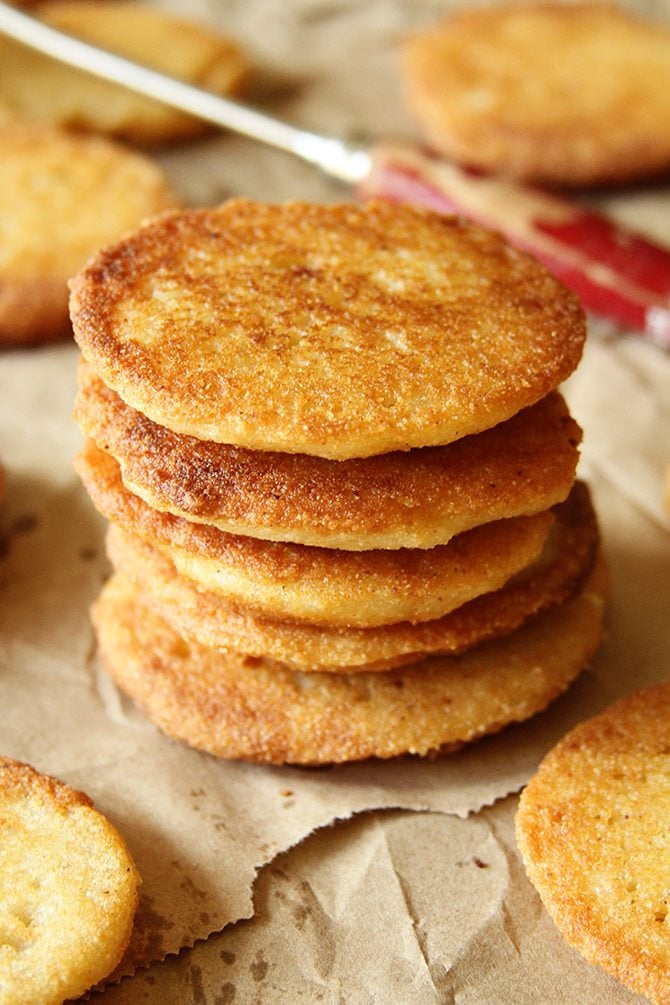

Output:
xmin=516 ymin=682 xmax=670 ymax=1005
xmin=70 ymin=197 xmax=601 ymax=765
xmin=73 ymin=366 xmax=581 ymax=550
xmin=0 ymin=756 xmax=139 ymax=1004
xmin=92 ymin=561 xmax=607 ymax=764
xmin=104 ymin=482 xmax=599 ymax=671
xmin=76 ymin=439 xmax=555 ymax=628
xmin=70 ymin=199 xmax=585 ymax=459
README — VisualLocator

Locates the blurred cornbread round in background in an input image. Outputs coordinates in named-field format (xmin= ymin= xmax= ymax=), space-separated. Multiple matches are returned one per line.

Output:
xmin=69 ymin=199 xmax=585 ymax=460
xmin=75 ymin=440 xmax=556 ymax=628
xmin=0 ymin=756 xmax=139 ymax=1004
xmin=401 ymin=2 xmax=670 ymax=187
xmin=516 ymin=681 xmax=670 ymax=1005
xmin=92 ymin=559 xmax=607 ymax=764
xmin=74 ymin=362 xmax=582 ymax=549
xmin=0 ymin=126 xmax=178 ymax=345
xmin=103 ymin=482 xmax=599 ymax=671
xmin=0 ymin=0 xmax=250 ymax=144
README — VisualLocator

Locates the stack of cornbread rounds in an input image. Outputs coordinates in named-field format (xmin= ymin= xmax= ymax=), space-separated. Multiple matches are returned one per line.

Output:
xmin=70 ymin=199 xmax=605 ymax=765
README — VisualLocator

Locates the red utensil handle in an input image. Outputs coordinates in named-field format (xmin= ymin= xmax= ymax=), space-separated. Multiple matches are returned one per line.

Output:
xmin=359 ymin=145 xmax=670 ymax=349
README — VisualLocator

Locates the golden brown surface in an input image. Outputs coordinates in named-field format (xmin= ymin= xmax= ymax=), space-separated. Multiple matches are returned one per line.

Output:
xmin=104 ymin=482 xmax=599 ymax=670
xmin=70 ymin=199 xmax=585 ymax=459
xmin=74 ymin=361 xmax=582 ymax=548
xmin=92 ymin=559 xmax=607 ymax=764
xmin=0 ymin=126 xmax=178 ymax=345
xmin=76 ymin=439 xmax=555 ymax=628
xmin=516 ymin=681 xmax=670 ymax=1005
xmin=0 ymin=1 xmax=249 ymax=144
xmin=401 ymin=2 xmax=670 ymax=187
xmin=0 ymin=756 xmax=140 ymax=1004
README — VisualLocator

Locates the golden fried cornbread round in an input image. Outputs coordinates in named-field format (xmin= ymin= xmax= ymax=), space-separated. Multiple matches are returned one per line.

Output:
xmin=105 ymin=482 xmax=599 ymax=671
xmin=69 ymin=199 xmax=585 ymax=459
xmin=92 ymin=559 xmax=607 ymax=764
xmin=0 ymin=1 xmax=249 ymax=145
xmin=74 ymin=361 xmax=582 ymax=549
xmin=516 ymin=682 xmax=670 ymax=1005
xmin=76 ymin=439 xmax=554 ymax=628
xmin=0 ymin=126 xmax=178 ymax=345
xmin=0 ymin=756 xmax=139 ymax=1004
xmin=401 ymin=3 xmax=670 ymax=187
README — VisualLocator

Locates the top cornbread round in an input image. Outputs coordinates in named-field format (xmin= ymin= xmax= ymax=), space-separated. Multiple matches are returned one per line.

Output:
xmin=401 ymin=3 xmax=670 ymax=187
xmin=69 ymin=199 xmax=585 ymax=460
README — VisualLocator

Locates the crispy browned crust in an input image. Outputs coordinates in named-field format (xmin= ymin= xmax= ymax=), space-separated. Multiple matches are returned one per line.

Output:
xmin=0 ymin=756 xmax=140 ymax=1003
xmin=104 ymin=482 xmax=599 ymax=670
xmin=76 ymin=438 xmax=555 ymax=628
xmin=69 ymin=199 xmax=585 ymax=459
xmin=516 ymin=681 xmax=670 ymax=1005
xmin=401 ymin=2 xmax=670 ymax=187
xmin=74 ymin=360 xmax=582 ymax=549
xmin=92 ymin=558 xmax=607 ymax=764
xmin=0 ymin=126 xmax=178 ymax=345
xmin=0 ymin=755 xmax=92 ymax=811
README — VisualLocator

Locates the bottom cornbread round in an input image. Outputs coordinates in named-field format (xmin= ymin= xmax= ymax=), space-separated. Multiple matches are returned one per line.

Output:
xmin=92 ymin=559 xmax=607 ymax=765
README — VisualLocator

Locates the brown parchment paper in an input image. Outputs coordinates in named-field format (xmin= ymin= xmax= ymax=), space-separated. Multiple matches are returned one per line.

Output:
xmin=0 ymin=0 xmax=669 ymax=1001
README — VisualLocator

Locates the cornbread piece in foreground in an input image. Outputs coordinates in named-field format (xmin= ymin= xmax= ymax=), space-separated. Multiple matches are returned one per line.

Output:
xmin=75 ymin=362 xmax=582 ymax=548
xmin=93 ymin=559 xmax=607 ymax=764
xmin=0 ymin=756 xmax=139 ymax=1004
xmin=516 ymin=682 xmax=670 ymax=1005
xmin=76 ymin=439 xmax=555 ymax=628
xmin=70 ymin=200 xmax=585 ymax=459
xmin=0 ymin=126 xmax=178 ymax=344
xmin=104 ymin=482 xmax=600 ymax=671
xmin=0 ymin=1 xmax=249 ymax=144
xmin=401 ymin=2 xmax=670 ymax=187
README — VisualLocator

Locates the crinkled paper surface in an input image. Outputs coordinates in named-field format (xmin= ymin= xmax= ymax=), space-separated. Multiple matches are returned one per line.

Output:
xmin=0 ymin=0 xmax=668 ymax=1001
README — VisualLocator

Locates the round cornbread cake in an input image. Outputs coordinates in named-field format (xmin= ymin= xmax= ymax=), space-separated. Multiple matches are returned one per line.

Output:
xmin=0 ymin=126 xmax=178 ymax=344
xmin=0 ymin=756 xmax=139 ymax=1004
xmin=104 ymin=482 xmax=599 ymax=671
xmin=0 ymin=1 xmax=249 ymax=145
xmin=76 ymin=439 xmax=555 ymax=628
xmin=74 ymin=362 xmax=582 ymax=549
xmin=92 ymin=559 xmax=607 ymax=764
xmin=401 ymin=3 xmax=670 ymax=188
xmin=69 ymin=199 xmax=585 ymax=459
xmin=516 ymin=682 xmax=670 ymax=1005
